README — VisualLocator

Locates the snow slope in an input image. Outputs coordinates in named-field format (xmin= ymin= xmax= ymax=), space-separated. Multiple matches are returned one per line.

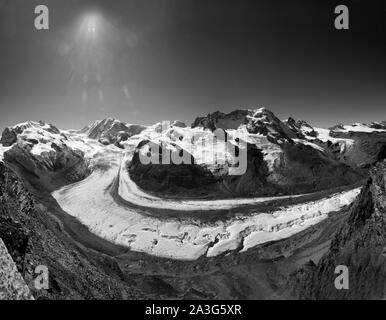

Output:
xmin=0 ymin=145 xmax=11 ymax=163
xmin=334 ymin=123 xmax=386 ymax=133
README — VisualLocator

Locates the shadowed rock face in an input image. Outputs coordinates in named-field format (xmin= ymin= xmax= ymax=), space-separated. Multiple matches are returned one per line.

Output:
xmin=266 ymin=142 xmax=362 ymax=194
xmin=331 ymin=131 xmax=386 ymax=169
xmin=311 ymin=124 xmax=386 ymax=170
xmin=369 ymin=121 xmax=386 ymax=130
xmin=128 ymin=138 xmax=362 ymax=198
xmin=128 ymin=140 xmax=218 ymax=196
xmin=0 ymin=216 xmax=29 ymax=273
xmin=192 ymin=110 xmax=251 ymax=131
xmin=4 ymin=144 xmax=90 ymax=184
xmin=285 ymin=117 xmax=318 ymax=138
xmin=287 ymin=160 xmax=386 ymax=300
xmin=0 ymin=128 xmax=18 ymax=147
xmin=84 ymin=118 xmax=146 ymax=146
xmin=219 ymin=144 xmax=271 ymax=196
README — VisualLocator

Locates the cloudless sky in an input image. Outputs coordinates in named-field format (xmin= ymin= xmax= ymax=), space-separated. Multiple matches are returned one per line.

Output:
xmin=0 ymin=0 xmax=385 ymax=131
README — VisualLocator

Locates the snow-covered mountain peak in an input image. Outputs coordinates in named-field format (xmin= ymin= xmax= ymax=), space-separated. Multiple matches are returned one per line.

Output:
xmin=0 ymin=120 xmax=62 ymax=147
xmin=81 ymin=118 xmax=146 ymax=146
xmin=285 ymin=117 xmax=317 ymax=138
xmin=191 ymin=107 xmax=299 ymax=144
xmin=329 ymin=121 xmax=386 ymax=133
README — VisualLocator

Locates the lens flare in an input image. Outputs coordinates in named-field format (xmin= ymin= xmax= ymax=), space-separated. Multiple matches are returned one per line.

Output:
xmin=83 ymin=12 xmax=100 ymax=36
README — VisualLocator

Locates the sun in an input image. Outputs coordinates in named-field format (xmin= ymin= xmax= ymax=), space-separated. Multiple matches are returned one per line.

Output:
xmin=83 ymin=12 xmax=100 ymax=35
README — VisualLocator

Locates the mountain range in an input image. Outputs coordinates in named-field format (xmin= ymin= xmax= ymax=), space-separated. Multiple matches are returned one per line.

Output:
xmin=0 ymin=107 xmax=385 ymax=299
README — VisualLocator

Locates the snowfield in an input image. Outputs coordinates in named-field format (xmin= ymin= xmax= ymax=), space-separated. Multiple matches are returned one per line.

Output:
xmin=0 ymin=144 xmax=11 ymax=163
xmin=312 ymin=128 xmax=355 ymax=145
xmin=334 ymin=123 xmax=386 ymax=133
xmin=52 ymin=156 xmax=361 ymax=260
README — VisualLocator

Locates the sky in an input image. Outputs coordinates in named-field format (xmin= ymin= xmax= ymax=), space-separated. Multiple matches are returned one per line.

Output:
xmin=0 ymin=0 xmax=385 ymax=130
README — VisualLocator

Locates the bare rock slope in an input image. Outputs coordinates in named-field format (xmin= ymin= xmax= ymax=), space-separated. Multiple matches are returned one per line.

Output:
xmin=0 ymin=239 xmax=33 ymax=300
xmin=0 ymin=162 xmax=145 ymax=299
xmin=287 ymin=160 xmax=386 ymax=299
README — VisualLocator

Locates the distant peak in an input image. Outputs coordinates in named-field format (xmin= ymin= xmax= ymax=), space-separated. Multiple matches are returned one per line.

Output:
xmin=101 ymin=117 xmax=119 ymax=124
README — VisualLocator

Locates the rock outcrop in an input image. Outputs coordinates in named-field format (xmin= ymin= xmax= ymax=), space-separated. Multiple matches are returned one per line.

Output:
xmin=83 ymin=118 xmax=146 ymax=146
xmin=285 ymin=117 xmax=318 ymax=138
xmin=287 ymin=160 xmax=386 ymax=299
xmin=328 ymin=131 xmax=386 ymax=169
xmin=128 ymin=140 xmax=218 ymax=196
xmin=0 ymin=239 xmax=33 ymax=300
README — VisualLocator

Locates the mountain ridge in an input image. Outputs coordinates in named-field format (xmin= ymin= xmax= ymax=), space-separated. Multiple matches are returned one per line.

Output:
xmin=0 ymin=107 xmax=385 ymax=299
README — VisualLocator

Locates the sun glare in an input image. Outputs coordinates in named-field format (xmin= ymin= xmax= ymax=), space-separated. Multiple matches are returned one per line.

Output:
xmin=83 ymin=12 xmax=100 ymax=36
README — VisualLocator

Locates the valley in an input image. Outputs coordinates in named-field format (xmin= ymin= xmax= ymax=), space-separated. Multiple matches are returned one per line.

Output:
xmin=0 ymin=108 xmax=385 ymax=299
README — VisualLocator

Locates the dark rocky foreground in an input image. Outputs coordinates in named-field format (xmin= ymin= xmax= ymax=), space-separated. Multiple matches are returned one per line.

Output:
xmin=0 ymin=161 xmax=146 ymax=299
xmin=287 ymin=160 xmax=386 ymax=299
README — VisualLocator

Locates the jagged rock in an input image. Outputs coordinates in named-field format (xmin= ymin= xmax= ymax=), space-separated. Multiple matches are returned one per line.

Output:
xmin=192 ymin=110 xmax=250 ymax=131
xmin=285 ymin=117 xmax=317 ymax=138
xmin=327 ymin=131 xmax=386 ymax=169
xmin=0 ymin=216 xmax=29 ymax=273
xmin=287 ymin=160 xmax=386 ymax=299
xmin=192 ymin=108 xmax=298 ymax=144
xmin=0 ymin=239 xmax=33 ymax=300
xmin=0 ymin=128 xmax=17 ymax=146
xmin=85 ymin=118 xmax=146 ymax=145
xmin=171 ymin=120 xmax=186 ymax=128
xmin=246 ymin=108 xmax=298 ymax=143
xmin=220 ymin=143 xmax=273 ymax=196
xmin=329 ymin=123 xmax=345 ymax=131
xmin=369 ymin=121 xmax=386 ymax=130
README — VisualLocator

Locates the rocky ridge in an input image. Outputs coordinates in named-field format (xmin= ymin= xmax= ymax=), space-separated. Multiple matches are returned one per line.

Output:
xmin=287 ymin=160 xmax=386 ymax=299
xmin=0 ymin=238 xmax=33 ymax=300
xmin=0 ymin=161 xmax=146 ymax=299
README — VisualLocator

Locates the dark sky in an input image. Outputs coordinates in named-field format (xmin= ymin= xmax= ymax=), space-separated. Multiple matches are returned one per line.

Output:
xmin=0 ymin=0 xmax=385 ymax=130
